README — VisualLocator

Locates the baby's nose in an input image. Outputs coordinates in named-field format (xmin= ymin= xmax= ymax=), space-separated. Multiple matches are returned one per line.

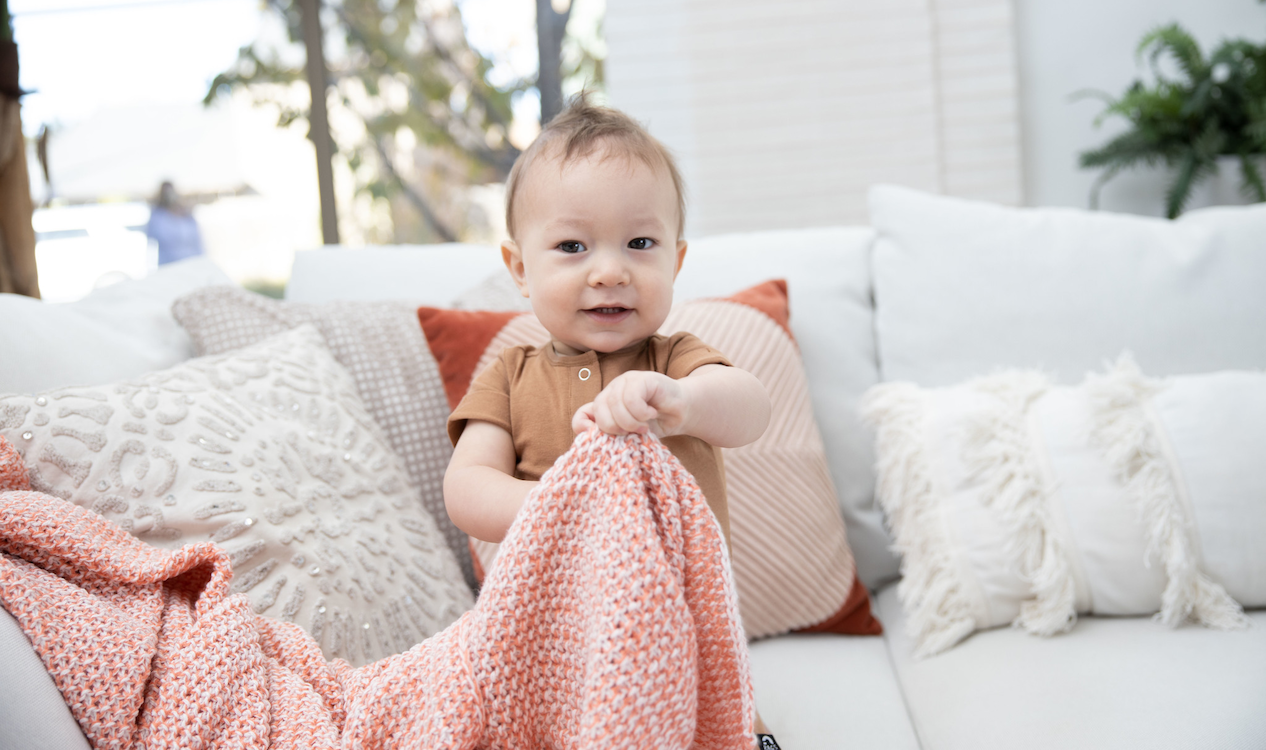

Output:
xmin=588 ymin=253 xmax=630 ymax=286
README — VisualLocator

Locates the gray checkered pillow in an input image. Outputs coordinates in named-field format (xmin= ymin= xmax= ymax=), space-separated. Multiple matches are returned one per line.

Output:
xmin=172 ymin=286 xmax=474 ymax=589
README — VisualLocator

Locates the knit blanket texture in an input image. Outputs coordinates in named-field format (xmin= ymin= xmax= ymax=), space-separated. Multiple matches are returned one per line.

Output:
xmin=0 ymin=430 xmax=754 ymax=749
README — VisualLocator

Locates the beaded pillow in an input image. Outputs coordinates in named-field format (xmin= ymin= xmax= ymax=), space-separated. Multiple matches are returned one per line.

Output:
xmin=170 ymin=286 xmax=474 ymax=590
xmin=0 ymin=325 xmax=473 ymax=666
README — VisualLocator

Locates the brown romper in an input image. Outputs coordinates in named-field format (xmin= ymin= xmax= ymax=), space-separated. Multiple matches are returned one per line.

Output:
xmin=447 ymin=332 xmax=732 ymax=544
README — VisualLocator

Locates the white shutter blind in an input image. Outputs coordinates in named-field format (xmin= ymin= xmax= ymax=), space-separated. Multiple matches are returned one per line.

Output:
xmin=930 ymin=0 xmax=1023 ymax=204
xmin=605 ymin=0 xmax=1021 ymax=234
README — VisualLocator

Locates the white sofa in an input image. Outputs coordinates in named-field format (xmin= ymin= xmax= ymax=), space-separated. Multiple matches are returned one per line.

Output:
xmin=2 ymin=185 xmax=1264 ymax=750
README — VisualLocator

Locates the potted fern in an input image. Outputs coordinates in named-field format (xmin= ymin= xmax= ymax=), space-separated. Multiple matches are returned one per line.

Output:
xmin=1079 ymin=15 xmax=1266 ymax=218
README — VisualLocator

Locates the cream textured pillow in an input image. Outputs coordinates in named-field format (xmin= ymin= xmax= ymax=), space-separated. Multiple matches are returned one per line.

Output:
xmin=0 ymin=325 xmax=473 ymax=666
xmin=171 ymin=286 xmax=473 ymax=589
xmin=862 ymin=357 xmax=1256 ymax=657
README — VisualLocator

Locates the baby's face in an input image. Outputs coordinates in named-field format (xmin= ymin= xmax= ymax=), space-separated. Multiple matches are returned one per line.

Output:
xmin=503 ymin=148 xmax=685 ymax=356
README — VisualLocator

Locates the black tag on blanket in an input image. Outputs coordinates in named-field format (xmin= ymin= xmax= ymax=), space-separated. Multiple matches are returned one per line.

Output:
xmin=757 ymin=734 xmax=782 ymax=750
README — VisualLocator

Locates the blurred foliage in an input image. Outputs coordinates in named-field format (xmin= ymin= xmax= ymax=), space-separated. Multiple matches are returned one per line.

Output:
xmin=242 ymin=278 xmax=287 ymax=299
xmin=206 ymin=0 xmax=528 ymax=243
xmin=559 ymin=3 xmax=605 ymax=102
xmin=1079 ymin=12 xmax=1266 ymax=218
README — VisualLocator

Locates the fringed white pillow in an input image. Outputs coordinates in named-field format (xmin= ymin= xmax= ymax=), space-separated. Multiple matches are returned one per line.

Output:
xmin=862 ymin=357 xmax=1258 ymax=657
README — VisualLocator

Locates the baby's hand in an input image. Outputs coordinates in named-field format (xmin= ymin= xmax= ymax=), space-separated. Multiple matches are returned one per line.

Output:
xmin=571 ymin=371 xmax=688 ymax=438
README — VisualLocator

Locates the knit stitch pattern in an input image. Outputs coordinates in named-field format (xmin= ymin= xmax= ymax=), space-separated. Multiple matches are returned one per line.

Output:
xmin=0 ymin=430 xmax=754 ymax=749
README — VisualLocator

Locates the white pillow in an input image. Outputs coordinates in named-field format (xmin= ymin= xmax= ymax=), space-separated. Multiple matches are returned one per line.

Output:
xmin=286 ymin=243 xmax=504 ymax=304
xmin=0 ymin=325 xmax=473 ymax=666
xmin=861 ymin=358 xmax=1256 ymax=657
xmin=0 ymin=257 xmax=233 ymax=394
xmin=869 ymin=185 xmax=1266 ymax=386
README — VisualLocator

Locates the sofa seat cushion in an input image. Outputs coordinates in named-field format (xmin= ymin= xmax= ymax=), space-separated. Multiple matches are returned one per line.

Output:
xmin=876 ymin=584 xmax=1266 ymax=750
xmin=748 ymin=633 xmax=920 ymax=750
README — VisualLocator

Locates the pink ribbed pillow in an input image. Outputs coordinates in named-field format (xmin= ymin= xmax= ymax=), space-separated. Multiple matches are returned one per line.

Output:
xmin=419 ymin=279 xmax=881 ymax=639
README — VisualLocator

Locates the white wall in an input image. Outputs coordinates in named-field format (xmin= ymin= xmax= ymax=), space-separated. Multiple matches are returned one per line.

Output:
xmin=1016 ymin=0 xmax=1266 ymax=215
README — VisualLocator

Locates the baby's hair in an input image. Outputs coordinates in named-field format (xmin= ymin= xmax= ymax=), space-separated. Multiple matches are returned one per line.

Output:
xmin=505 ymin=92 xmax=686 ymax=239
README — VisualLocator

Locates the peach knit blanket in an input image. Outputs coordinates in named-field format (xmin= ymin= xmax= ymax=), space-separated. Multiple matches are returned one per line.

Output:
xmin=0 ymin=430 xmax=754 ymax=749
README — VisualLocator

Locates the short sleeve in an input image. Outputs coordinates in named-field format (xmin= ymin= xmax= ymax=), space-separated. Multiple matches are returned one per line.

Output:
xmin=661 ymin=331 xmax=731 ymax=381
xmin=447 ymin=354 xmax=513 ymax=446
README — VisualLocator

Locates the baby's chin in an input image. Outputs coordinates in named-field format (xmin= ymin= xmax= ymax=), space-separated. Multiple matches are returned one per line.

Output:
xmin=551 ymin=330 xmax=654 ymax=356
xmin=551 ymin=339 xmax=629 ymax=356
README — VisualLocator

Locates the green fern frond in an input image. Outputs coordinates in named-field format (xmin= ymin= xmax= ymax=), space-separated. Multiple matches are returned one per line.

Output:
xmin=1139 ymin=24 xmax=1206 ymax=84
xmin=1092 ymin=82 xmax=1185 ymax=127
xmin=1182 ymin=78 xmax=1215 ymax=118
xmin=1164 ymin=150 xmax=1218 ymax=218
xmin=1070 ymin=88 xmax=1119 ymax=109
xmin=1080 ymin=129 xmax=1167 ymax=169
xmin=1240 ymin=154 xmax=1266 ymax=201
xmin=1247 ymin=99 xmax=1266 ymax=149
xmin=1193 ymin=119 xmax=1229 ymax=159
xmin=1088 ymin=165 xmax=1123 ymax=210
xmin=1249 ymin=122 xmax=1266 ymax=149
xmin=1165 ymin=151 xmax=1197 ymax=218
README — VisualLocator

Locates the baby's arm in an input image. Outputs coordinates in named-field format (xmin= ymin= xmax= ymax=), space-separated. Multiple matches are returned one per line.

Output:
xmin=444 ymin=420 xmax=538 ymax=543
xmin=572 ymin=364 xmax=770 ymax=447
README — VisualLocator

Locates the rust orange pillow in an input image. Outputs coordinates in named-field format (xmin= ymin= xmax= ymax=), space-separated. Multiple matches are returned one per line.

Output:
xmin=419 ymin=279 xmax=881 ymax=639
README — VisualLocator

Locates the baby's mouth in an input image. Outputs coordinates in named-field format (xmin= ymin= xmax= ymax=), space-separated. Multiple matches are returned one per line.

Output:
xmin=584 ymin=306 xmax=633 ymax=322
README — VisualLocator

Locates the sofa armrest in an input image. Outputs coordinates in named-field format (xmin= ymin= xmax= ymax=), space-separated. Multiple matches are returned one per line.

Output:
xmin=0 ymin=605 xmax=90 ymax=750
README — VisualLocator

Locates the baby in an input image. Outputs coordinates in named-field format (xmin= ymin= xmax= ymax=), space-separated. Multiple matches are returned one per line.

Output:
xmin=443 ymin=96 xmax=778 ymax=745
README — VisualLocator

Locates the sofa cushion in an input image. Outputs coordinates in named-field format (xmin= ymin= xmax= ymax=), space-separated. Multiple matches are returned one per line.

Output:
xmin=862 ymin=359 xmax=1257 ymax=656
xmin=748 ymin=633 xmax=920 ymax=750
xmin=421 ymin=280 xmax=883 ymax=640
xmin=876 ymin=584 xmax=1266 ymax=750
xmin=0 ymin=257 xmax=232 ymax=395
xmin=0 ymin=326 xmax=473 ymax=666
xmin=171 ymin=286 xmax=475 ymax=589
xmin=287 ymin=227 xmax=900 ymax=589
xmin=869 ymin=185 xmax=1266 ymax=386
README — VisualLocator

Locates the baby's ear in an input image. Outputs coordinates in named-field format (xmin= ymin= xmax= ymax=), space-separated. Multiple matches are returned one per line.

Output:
xmin=501 ymin=240 xmax=530 ymax=297
xmin=673 ymin=240 xmax=688 ymax=280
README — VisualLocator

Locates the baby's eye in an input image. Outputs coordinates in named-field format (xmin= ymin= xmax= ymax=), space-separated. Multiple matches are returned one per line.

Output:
xmin=628 ymin=237 xmax=655 ymax=250
xmin=557 ymin=241 xmax=586 ymax=254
